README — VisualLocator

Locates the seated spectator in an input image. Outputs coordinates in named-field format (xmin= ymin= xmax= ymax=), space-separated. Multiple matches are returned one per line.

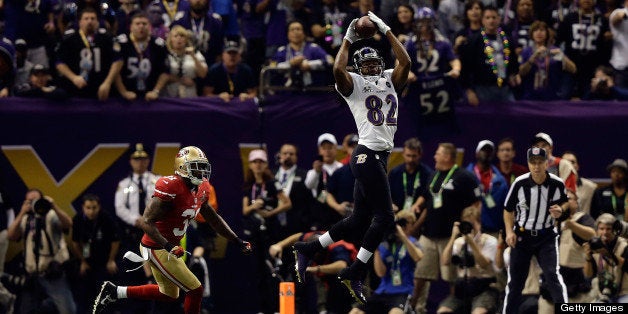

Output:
xmin=164 ymin=25 xmax=208 ymax=98
xmin=13 ymin=64 xmax=69 ymax=100
xmin=203 ymin=40 xmax=256 ymax=102
xmin=0 ymin=37 xmax=16 ymax=98
xmin=584 ymin=65 xmax=628 ymax=101
xmin=518 ymin=20 xmax=576 ymax=100
xmin=349 ymin=211 xmax=423 ymax=314
xmin=270 ymin=20 xmax=334 ymax=88
xmin=115 ymin=12 xmax=170 ymax=101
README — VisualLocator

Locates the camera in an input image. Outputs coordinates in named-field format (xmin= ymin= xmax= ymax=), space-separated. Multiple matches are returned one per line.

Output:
xmin=396 ymin=217 xmax=408 ymax=228
xmin=451 ymin=250 xmax=475 ymax=268
xmin=32 ymin=198 xmax=52 ymax=216
xmin=588 ymin=237 xmax=605 ymax=251
xmin=597 ymin=270 xmax=618 ymax=303
xmin=613 ymin=220 xmax=628 ymax=238
xmin=459 ymin=221 xmax=473 ymax=235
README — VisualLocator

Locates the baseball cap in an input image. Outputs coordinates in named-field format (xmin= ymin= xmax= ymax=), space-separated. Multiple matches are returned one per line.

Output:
xmin=131 ymin=143 xmax=150 ymax=159
xmin=533 ymin=132 xmax=553 ymax=147
xmin=317 ymin=133 xmax=338 ymax=146
xmin=606 ymin=159 xmax=628 ymax=172
xmin=475 ymin=140 xmax=495 ymax=153
xmin=224 ymin=40 xmax=241 ymax=53
xmin=248 ymin=149 xmax=268 ymax=162
xmin=527 ymin=147 xmax=547 ymax=161
xmin=30 ymin=64 xmax=50 ymax=75
xmin=14 ymin=39 xmax=27 ymax=50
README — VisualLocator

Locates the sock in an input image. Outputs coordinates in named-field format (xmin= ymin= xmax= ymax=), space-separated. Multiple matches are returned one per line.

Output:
xmin=318 ymin=232 xmax=334 ymax=248
xmin=117 ymin=286 xmax=128 ymax=299
xmin=127 ymin=284 xmax=177 ymax=302
xmin=184 ymin=286 xmax=204 ymax=314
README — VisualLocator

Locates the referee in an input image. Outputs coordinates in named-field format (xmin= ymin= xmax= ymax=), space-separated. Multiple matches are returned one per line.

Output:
xmin=503 ymin=147 xmax=568 ymax=313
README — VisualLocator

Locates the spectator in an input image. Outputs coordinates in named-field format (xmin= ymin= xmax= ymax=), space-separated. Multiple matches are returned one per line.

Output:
xmin=115 ymin=0 xmax=141 ymax=36
xmin=583 ymin=213 xmax=628 ymax=303
xmin=380 ymin=0 xmax=433 ymax=24
xmin=584 ymin=65 xmax=628 ymax=100
xmin=264 ymin=0 xmax=312 ymax=60
xmin=591 ymin=158 xmax=628 ymax=220
xmin=147 ymin=2 xmax=171 ymax=40
xmin=325 ymin=163 xmax=354 ymax=221
xmin=518 ymin=20 xmax=577 ymax=100
xmin=7 ymin=189 xmax=75 ymax=314
xmin=538 ymin=189 xmax=596 ymax=311
xmin=151 ymin=0 xmax=190 ymax=28
xmin=438 ymin=206 xmax=498 ymax=314
xmin=2 ymin=0 xmax=56 ymax=67
xmin=273 ymin=143 xmax=315 ymax=240
xmin=404 ymin=7 xmax=461 ymax=133
xmin=0 ymin=181 xmax=16 ymax=312
xmin=495 ymin=137 xmax=528 ymax=186
xmin=548 ymin=0 xmax=578 ymax=30
xmin=171 ymin=0 xmax=225 ymax=65
xmin=55 ymin=7 xmax=123 ymax=100
xmin=609 ymin=0 xmax=628 ymax=89
xmin=13 ymin=64 xmax=69 ymax=100
xmin=340 ymin=133 xmax=359 ymax=165
xmin=531 ymin=132 xmax=578 ymax=192
xmin=388 ymin=137 xmax=433 ymax=216
xmin=556 ymin=0 xmax=610 ymax=98
xmin=14 ymin=39 xmax=33 ymax=87
xmin=164 ymin=25 xmax=208 ymax=98
xmin=270 ymin=20 xmax=334 ymax=88
xmin=309 ymin=0 xmax=362 ymax=56
xmin=304 ymin=133 xmax=344 ymax=230
xmin=452 ymin=0 xmax=484 ymax=56
xmin=562 ymin=151 xmax=598 ymax=214
xmin=350 ymin=211 xmax=423 ymax=314
xmin=412 ymin=143 xmax=481 ymax=313
xmin=503 ymin=147 xmax=569 ymax=313
xmin=241 ymin=149 xmax=291 ymax=313
xmin=507 ymin=0 xmax=536 ymax=54
xmin=115 ymin=12 xmax=170 ymax=101
xmin=70 ymin=193 xmax=120 ymax=314
xmin=438 ymin=0 xmax=466 ymax=44
xmin=391 ymin=4 xmax=416 ymax=45
xmin=466 ymin=140 xmax=508 ymax=236
xmin=235 ymin=0 xmax=270 ymax=81
xmin=0 ymin=37 xmax=16 ymax=98
xmin=203 ymin=39 xmax=256 ymax=101
xmin=460 ymin=5 xmax=519 ymax=106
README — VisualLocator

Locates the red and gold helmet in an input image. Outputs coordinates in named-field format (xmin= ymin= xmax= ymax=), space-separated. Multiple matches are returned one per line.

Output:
xmin=174 ymin=146 xmax=211 ymax=185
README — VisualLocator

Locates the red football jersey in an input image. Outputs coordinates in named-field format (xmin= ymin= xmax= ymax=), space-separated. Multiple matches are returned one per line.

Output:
xmin=141 ymin=175 xmax=210 ymax=247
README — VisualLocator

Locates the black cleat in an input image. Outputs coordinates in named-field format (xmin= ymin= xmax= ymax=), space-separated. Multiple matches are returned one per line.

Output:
xmin=292 ymin=242 xmax=311 ymax=283
xmin=338 ymin=268 xmax=367 ymax=305
xmin=93 ymin=281 xmax=117 ymax=314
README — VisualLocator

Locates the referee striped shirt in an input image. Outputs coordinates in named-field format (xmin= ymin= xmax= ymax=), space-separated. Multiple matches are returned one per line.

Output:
xmin=504 ymin=172 xmax=568 ymax=230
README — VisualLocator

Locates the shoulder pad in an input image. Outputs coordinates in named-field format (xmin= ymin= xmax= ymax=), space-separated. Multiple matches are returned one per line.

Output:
xmin=117 ymin=34 xmax=128 ymax=43
xmin=277 ymin=46 xmax=286 ymax=52
xmin=211 ymin=13 xmax=222 ymax=21
xmin=154 ymin=37 xmax=165 ymax=47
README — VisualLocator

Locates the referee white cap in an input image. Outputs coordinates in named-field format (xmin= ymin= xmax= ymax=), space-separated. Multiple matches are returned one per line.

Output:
xmin=534 ymin=132 xmax=553 ymax=147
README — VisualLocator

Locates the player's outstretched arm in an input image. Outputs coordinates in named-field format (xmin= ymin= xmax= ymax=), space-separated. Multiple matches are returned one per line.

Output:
xmin=368 ymin=11 xmax=410 ymax=90
xmin=334 ymin=20 xmax=357 ymax=97
xmin=199 ymin=203 xmax=252 ymax=254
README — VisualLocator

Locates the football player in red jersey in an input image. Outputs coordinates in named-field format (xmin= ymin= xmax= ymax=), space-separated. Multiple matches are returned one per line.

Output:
xmin=93 ymin=146 xmax=252 ymax=314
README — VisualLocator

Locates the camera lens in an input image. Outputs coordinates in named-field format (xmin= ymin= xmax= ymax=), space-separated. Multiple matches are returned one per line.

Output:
xmin=459 ymin=221 xmax=473 ymax=235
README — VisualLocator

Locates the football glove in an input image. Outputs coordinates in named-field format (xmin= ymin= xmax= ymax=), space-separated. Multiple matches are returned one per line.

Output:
xmin=368 ymin=11 xmax=391 ymax=34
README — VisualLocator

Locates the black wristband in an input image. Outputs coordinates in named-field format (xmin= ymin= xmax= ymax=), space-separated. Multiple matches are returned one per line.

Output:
xmin=164 ymin=242 xmax=175 ymax=252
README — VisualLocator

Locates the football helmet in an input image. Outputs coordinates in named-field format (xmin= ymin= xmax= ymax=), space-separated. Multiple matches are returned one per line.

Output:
xmin=352 ymin=47 xmax=384 ymax=77
xmin=174 ymin=146 xmax=211 ymax=185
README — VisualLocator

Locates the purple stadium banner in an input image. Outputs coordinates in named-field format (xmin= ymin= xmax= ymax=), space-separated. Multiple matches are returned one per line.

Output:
xmin=1 ymin=96 xmax=627 ymax=312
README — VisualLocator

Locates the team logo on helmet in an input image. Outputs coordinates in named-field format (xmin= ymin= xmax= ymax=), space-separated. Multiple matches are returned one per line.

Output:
xmin=174 ymin=146 xmax=211 ymax=185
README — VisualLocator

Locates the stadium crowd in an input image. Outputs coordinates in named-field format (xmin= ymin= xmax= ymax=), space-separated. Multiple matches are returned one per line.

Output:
xmin=1 ymin=1 xmax=628 ymax=314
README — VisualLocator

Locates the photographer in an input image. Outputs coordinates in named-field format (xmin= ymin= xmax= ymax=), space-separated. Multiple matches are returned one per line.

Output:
xmin=439 ymin=206 xmax=498 ymax=314
xmin=6 ymin=188 xmax=75 ymax=314
xmin=583 ymin=213 xmax=628 ymax=303
xmin=584 ymin=65 xmax=628 ymax=100
xmin=538 ymin=189 xmax=596 ymax=311
xmin=349 ymin=211 xmax=423 ymax=314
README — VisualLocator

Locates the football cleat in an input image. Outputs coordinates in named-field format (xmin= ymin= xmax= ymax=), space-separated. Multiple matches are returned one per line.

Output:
xmin=93 ymin=281 xmax=117 ymax=314
xmin=292 ymin=242 xmax=310 ymax=284
xmin=338 ymin=268 xmax=367 ymax=305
